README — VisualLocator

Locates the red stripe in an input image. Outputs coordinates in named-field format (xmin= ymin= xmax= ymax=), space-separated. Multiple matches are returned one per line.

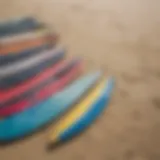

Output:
xmin=0 ymin=62 xmax=83 ymax=116
xmin=0 ymin=60 xmax=67 ymax=102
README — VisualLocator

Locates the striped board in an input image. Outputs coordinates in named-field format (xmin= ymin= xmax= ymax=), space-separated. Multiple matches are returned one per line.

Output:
xmin=0 ymin=59 xmax=76 ymax=103
xmin=0 ymin=59 xmax=83 ymax=116
xmin=0 ymin=47 xmax=65 ymax=90
xmin=49 ymin=77 xmax=114 ymax=144
xmin=0 ymin=46 xmax=64 ymax=78
xmin=0 ymin=71 xmax=101 ymax=141
xmin=0 ymin=17 xmax=43 ymax=37
xmin=0 ymin=31 xmax=57 ymax=55
xmin=0 ymin=60 xmax=67 ymax=99
xmin=0 ymin=43 xmax=53 ymax=67
xmin=0 ymin=27 xmax=51 ymax=44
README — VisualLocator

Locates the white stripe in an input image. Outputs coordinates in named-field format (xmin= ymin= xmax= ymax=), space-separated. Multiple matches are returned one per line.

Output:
xmin=0 ymin=46 xmax=64 ymax=77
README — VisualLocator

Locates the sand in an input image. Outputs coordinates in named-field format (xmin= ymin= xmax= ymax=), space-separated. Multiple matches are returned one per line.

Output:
xmin=0 ymin=0 xmax=160 ymax=159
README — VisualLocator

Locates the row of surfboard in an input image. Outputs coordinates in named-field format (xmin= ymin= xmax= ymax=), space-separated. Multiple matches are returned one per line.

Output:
xmin=0 ymin=17 xmax=114 ymax=146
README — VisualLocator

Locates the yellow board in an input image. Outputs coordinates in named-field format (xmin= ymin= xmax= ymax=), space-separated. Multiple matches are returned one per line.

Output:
xmin=50 ymin=79 xmax=106 ymax=142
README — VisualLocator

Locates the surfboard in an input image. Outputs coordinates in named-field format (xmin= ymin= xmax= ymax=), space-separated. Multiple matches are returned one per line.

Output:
xmin=0 ymin=60 xmax=67 ymax=96
xmin=0 ymin=47 xmax=65 ymax=90
xmin=0 ymin=60 xmax=68 ymax=102
xmin=0 ymin=27 xmax=50 ymax=44
xmin=49 ymin=77 xmax=114 ymax=144
xmin=0 ymin=17 xmax=43 ymax=37
xmin=0 ymin=58 xmax=82 ymax=109
xmin=0 ymin=71 xmax=101 ymax=141
xmin=0 ymin=59 xmax=83 ymax=117
xmin=0 ymin=46 xmax=64 ymax=78
xmin=0 ymin=43 xmax=53 ymax=66
xmin=0 ymin=31 xmax=57 ymax=55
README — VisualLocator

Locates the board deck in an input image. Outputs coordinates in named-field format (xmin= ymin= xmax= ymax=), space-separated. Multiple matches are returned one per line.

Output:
xmin=49 ymin=77 xmax=114 ymax=144
xmin=0 ymin=71 xmax=101 ymax=141
xmin=0 ymin=47 xmax=65 ymax=90
xmin=0 ymin=59 xmax=83 ymax=116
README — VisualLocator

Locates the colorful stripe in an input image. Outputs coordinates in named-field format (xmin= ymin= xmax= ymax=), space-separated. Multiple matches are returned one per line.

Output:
xmin=49 ymin=77 xmax=114 ymax=143
xmin=0 ymin=47 xmax=64 ymax=77
xmin=0 ymin=71 xmax=101 ymax=141
xmin=0 ymin=52 xmax=64 ymax=90
xmin=0 ymin=47 xmax=65 ymax=90
xmin=0 ymin=43 xmax=53 ymax=66
xmin=0 ymin=46 xmax=64 ymax=77
xmin=0 ymin=60 xmax=67 ymax=101
xmin=0 ymin=59 xmax=79 ymax=105
xmin=0 ymin=59 xmax=82 ymax=116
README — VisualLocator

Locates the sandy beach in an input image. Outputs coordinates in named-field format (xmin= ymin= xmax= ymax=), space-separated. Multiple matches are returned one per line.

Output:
xmin=0 ymin=0 xmax=160 ymax=159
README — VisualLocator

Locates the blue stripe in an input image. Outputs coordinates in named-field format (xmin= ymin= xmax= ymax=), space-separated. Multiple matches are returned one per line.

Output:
xmin=59 ymin=77 xmax=114 ymax=142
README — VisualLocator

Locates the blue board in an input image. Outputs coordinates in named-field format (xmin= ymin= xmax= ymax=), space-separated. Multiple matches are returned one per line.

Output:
xmin=52 ymin=77 xmax=114 ymax=143
xmin=0 ymin=71 xmax=101 ymax=141
xmin=0 ymin=17 xmax=43 ymax=37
